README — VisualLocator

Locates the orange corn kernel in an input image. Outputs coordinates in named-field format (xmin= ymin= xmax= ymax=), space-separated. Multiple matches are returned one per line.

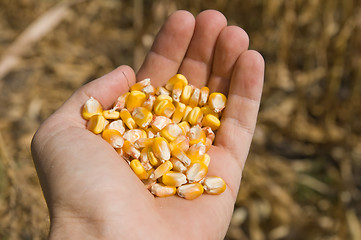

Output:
xmin=186 ymin=162 xmax=208 ymax=183
xmin=160 ymin=123 xmax=183 ymax=142
xmin=162 ymin=171 xmax=187 ymax=187
xmin=188 ymin=125 xmax=206 ymax=145
xmin=199 ymin=86 xmax=209 ymax=107
xmin=130 ymin=159 xmax=148 ymax=180
xmin=132 ymin=107 xmax=153 ymax=129
xmin=152 ymin=137 xmax=171 ymax=162
xmin=130 ymin=78 xmax=151 ymax=92
xmin=177 ymin=183 xmax=204 ymax=200
xmin=150 ymin=160 xmax=173 ymax=180
xmin=103 ymin=110 xmax=120 ymax=120
xmin=102 ymin=129 xmax=124 ymax=148
xmin=106 ymin=119 xmax=126 ymax=135
xmin=120 ymin=109 xmax=137 ymax=130
xmin=202 ymin=176 xmax=226 ymax=195
xmin=208 ymin=92 xmax=227 ymax=113
xmin=125 ymin=90 xmax=147 ymax=112
xmin=87 ymin=115 xmax=106 ymax=134
xmin=151 ymin=183 xmax=176 ymax=197
xmin=123 ymin=129 xmax=147 ymax=144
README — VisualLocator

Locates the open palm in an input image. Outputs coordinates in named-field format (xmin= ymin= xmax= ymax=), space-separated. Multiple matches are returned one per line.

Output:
xmin=31 ymin=10 xmax=264 ymax=239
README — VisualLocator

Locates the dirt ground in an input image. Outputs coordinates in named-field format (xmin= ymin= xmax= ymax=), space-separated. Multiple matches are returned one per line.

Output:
xmin=0 ymin=0 xmax=360 ymax=239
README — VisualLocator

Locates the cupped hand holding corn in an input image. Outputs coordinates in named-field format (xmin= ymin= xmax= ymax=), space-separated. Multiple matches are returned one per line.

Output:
xmin=31 ymin=10 xmax=264 ymax=240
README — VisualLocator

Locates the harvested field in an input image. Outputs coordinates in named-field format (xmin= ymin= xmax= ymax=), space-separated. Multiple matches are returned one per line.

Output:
xmin=0 ymin=0 xmax=360 ymax=239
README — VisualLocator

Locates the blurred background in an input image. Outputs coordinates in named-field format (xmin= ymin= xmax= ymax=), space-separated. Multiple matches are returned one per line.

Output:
xmin=0 ymin=0 xmax=360 ymax=239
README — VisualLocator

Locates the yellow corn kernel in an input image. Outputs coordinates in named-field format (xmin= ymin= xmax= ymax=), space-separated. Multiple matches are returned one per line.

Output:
xmin=152 ymin=137 xmax=171 ymax=161
xmin=123 ymin=129 xmax=147 ymax=144
xmin=208 ymin=92 xmax=227 ymax=113
xmin=169 ymin=157 xmax=187 ymax=173
xmin=180 ymin=85 xmax=193 ymax=105
xmin=187 ymin=107 xmax=203 ymax=126
xmin=177 ymin=183 xmax=204 ymax=200
xmin=142 ymin=84 xmax=155 ymax=95
xmin=146 ymin=128 xmax=157 ymax=138
xmin=165 ymin=74 xmax=188 ymax=91
xmin=178 ymin=121 xmax=190 ymax=135
xmin=188 ymin=125 xmax=206 ymax=145
xmin=150 ymin=160 xmax=173 ymax=180
xmin=203 ymin=126 xmax=215 ymax=142
xmin=202 ymin=176 xmax=226 ymax=195
xmin=199 ymin=86 xmax=209 ymax=107
xmin=87 ymin=115 xmax=106 ymax=134
xmin=160 ymin=123 xmax=182 ymax=142
xmin=102 ymin=110 xmax=120 ymax=120
xmin=125 ymin=90 xmax=147 ymax=112
xmin=172 ymin=102 xmax=186 ymax=124
xmin=150 ymin=115 xmax=171 ymax=132
xmin=132 ymin=107 xmax=153 ymax=129
xmin=171 ymin=80 xmax=184 ymax=102
xmin=102 ymin=129 xmax=124 ymax=148
xmin=142 ymin=94 xmax=156 ymax=111
xmin=82 ymin=97 xmax=103 ymax=120
xmin=162 ymin=171 xmax=187 ymax=187
xmin=200 ymin=105 xmax=219 ymax=118
xmin=112 ymin=92 xmax=129 ymax=111
xmin=153 ymin=99 xmax=175 ymax=118
xmin=130 ymin=159 xmax=148 ymax=180
xmin=106 ymin=119 xmax=126 ymax=135
xmin=187 ymin=143 xmax=206 ymax=164
xmin=151 ymin=183 xmax=176 ymax=197
xmin=171 ymin=147 xmax=191 ymax=167
xmin=147 ymin=148 xmax=160 ymax=166
xmin=182 ymin=106 xmax=193 ymax=122
xmin=202 ymin=153 xmax=211 ymax=167
xmin=154 ymin=94 xmax=173 ymax=106
xmin=186 ymin=162 xmax=208 ymax=183
xmin=201 ymin=114 xmax=221 ymax=131
xmin=188 ymin=87 xmax=200 ymax=108
xmin=139 ymin=147 xmax=153 ymax=171
xmin=135 ymin=138 xmax=154 ymax=149
xmin=204 ymin=137 xmax=212 ymax=152
xmin=123 ymin=140 xmax=140 ymax=159
xmin=120 ymin=109 xmax=137 ymax=129
xmin=155 ymin=86 xmax=170 ymax=96
xmin=169 ymin=135 xmax=190 ymax=152
xmin=130 ymin=78 xmax=151 ymax=92
xmin=139 ymin=148 xmax=153 ymax=171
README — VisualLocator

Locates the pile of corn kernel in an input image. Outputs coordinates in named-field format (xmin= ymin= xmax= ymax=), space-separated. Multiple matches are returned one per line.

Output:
xmin=82 ymin=74 xmax=227 ymax=200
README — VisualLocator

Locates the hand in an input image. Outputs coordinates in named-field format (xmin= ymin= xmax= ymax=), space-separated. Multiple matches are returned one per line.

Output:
xmin=31 ymin=10 xmax=264 ymax=239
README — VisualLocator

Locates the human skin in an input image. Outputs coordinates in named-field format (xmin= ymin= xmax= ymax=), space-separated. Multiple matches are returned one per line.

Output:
xmin=31 ymin=10 xmax=264 ymax=240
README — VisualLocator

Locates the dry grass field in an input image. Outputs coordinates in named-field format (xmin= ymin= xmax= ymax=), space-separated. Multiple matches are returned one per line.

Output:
xmin=0 ymin=0 xmax=360 ymax=239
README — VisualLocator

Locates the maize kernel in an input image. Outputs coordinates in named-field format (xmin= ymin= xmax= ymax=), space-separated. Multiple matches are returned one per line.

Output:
xmin=150 ymin=160 xmax=173 ymax=180
xmin=202 ymin=176 xmax=226 ymax=195
xmin=171 ymin=80 xmax=183 ymax=102
xmin=171 ymin=147 xmax=191 ymax=167
xmin=177 ymin=183 xmax=204 ymax=200
xmin=132 ymin=107 xmax=153 ymax=129
xmin=200 ymin=105 xmax=219 ymax=118
xmin=87 ymin=114 xmax=106 ymax=134
xmin=130 ymin=159 xmax=148 ymax=180
xmin=187 ymin=143 xmax=206 ymax=164
xmin=120 ymin=109 xmax=137 ymax=129
xmin=123 ymin=129 xmax=147 ymax=144
xmin=160 ymin=123 xmax=182 ymax=142
xmin=152 ymin=137 xmax=171 ymax=161
xmin=186 ymin=162 xmax=208 ymax=183
xmin=162 ymin=171 xmax=187 ymax=187
xmin=123 ymin=140 xmax=140 ymax=159
xmin=126 ymin=90 xmax=147 ymax=112
xmin=82 ymin=97 xmax=103 ymax=120
xmin=130 ymin=78 xmax=150 ymax=92
xmin=188 ymin=125 xmax=206 ymax=145
xmin=155 ymin=86 xmax=170 ymax=96
xmin=199 ymin=86 xmax=209 ymax=107
xmin=180 ymin=85 xmax=193 ymax=104
xmin=102 ymin=110 xmax=120 ymax=120
xmin=202 ymin=153 xmax=211 ymax=167
xmin=172 ymin=102 xmax=186 ymax=124
xmin=169 ymin=157 xmax=187 ymax=173
xmin=187 ymin=107 xmax=203 ymax=126
xmin=112 ymin=92 xmax=129 ymax=111
xmin=201 ymin=114 xmax=221 ymax=131
xmin=151 ymin=183 xmax=176 ymax=197
xmin=178 ymin=121 xmax=190 ymax=135
xmin=147 ymin=148 xmax=160 ymax=167
xmin=153 ymin=99 xmax=175 ymax=118
xmin=165 ymin=74 xmax=188 ymax=91
xmin=182 ymin=106 xmax=193 ymax=122
xmin=168 ymin=135 xmax=190 ymax=152
xmin=106 ymin=119 xmax=126 ymax=135
xmin=150 ymin=115 xmax=172 ymax=132
xmin=142 ymin=94 xmax=156 ymax=111
xmin=135 ymin=138 xmax=154 ymax=149
xmin=188 ymin=87 xmax=200 ymax=108
xmin=102 ymin=129 xmax=124 ymax=148
xmin=142 ymin=84 xmax=155 ymax=95
xmin=208 ymin=92 xmax=227 ymax=113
